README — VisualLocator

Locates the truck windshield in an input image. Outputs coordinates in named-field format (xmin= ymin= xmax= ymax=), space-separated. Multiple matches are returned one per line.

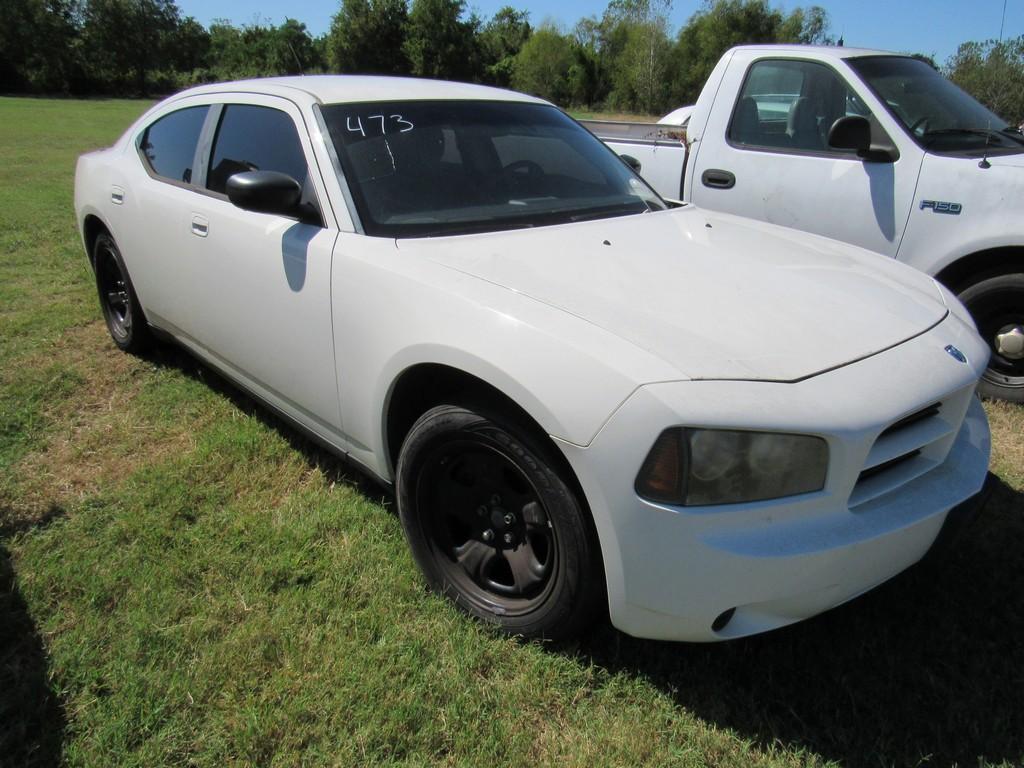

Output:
xmin=848 ymin=56 xmax=1024 ymax=153
xmin=321 ymin=100 xmax=666 ymax=238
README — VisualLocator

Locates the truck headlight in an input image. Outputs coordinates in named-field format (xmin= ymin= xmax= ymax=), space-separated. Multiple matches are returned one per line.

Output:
xmin=635 ymin=428 xmax=828 ymax=506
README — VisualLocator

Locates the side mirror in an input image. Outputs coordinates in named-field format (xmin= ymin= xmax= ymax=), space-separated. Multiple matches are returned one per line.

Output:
xmin=828 ymin=115 xmax=899 ymax=163
xmin=226 ymin=171 xmax=305 ymax=219
xmin=621 ymin=154 xmax=642 ymax=173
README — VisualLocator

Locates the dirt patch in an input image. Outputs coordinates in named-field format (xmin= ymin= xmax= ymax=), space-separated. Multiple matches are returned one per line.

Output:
xmin=7 ymin=323 xmax=194 ymax=522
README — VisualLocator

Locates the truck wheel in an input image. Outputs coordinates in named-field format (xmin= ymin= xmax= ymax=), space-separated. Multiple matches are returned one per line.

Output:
xmin=395 ymin=403 xmax=603 ymax=640
xmin=93 ymin=232 xmax=152 ymax=354
xmin=959 ymin=272 xmax=1024 ymax=403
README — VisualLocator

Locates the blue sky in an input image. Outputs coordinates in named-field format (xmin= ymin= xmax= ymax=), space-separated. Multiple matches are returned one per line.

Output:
xmin=176 ymin=0 xmax=1023 ymax=65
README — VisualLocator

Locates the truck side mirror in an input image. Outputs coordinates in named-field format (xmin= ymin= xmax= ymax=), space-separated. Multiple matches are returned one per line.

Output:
xmin=621 ymin=154 xmax=642 ymax=173
xmin=828 ymin=116 xmax=899 ymax=163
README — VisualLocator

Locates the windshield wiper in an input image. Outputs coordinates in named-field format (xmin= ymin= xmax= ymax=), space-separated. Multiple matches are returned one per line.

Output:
xmin=420 ymin=220 xmax=537 ymax=238
xmin=567 ymin=203 xmax=649 ymax=223
xmin=922 ymin=127 xmax=1023 ymax=145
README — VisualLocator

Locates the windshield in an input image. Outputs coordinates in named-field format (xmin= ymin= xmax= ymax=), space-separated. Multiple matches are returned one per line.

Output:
xmin=848 ymin=56 xmax=1023 ymax=153
xmin=321 ymin=100 xmax=666 ymax=238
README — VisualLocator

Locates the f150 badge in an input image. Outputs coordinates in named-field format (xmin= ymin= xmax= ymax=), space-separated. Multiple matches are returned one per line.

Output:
xmin=920 ymin=200 xmax=963 ymax=215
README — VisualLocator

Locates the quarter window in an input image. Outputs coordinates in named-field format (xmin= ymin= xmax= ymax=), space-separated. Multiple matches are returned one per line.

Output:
xmin=728 ymin=59 xmax=871 ymax=153
xmin=207 ymin=105 xmax=309 ymax=195
xmin=139 ymin=105 xmax=209 ymax=183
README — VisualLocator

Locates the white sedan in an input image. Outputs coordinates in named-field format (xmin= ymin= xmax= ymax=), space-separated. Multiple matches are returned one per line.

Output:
xmin=75 ymin=76 xmax=991 ymax=642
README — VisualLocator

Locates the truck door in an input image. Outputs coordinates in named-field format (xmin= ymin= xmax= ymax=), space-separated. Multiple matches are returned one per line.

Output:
xmin=690 ymin=56 xmax=922 ymax=257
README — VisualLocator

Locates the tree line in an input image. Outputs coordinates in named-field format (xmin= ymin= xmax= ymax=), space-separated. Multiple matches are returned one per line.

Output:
xmin=2 ymin=0 xmax=1023 ymax=122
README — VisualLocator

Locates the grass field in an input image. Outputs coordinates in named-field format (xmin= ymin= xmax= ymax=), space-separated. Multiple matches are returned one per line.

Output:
xmin=570 ymin=110 xmax=660 ymax=122
xmin=1 ymin=95 xmax=1022 ymax=768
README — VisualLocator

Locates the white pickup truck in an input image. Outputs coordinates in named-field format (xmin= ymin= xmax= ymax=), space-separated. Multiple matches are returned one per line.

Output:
xmin=585 ymin=45 xmax=1024 ymax=401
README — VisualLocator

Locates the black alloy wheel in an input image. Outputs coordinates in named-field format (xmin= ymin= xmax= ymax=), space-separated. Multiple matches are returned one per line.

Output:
xmin=396 ymin=404 xmax=603 ymax=640
xmin=93 ymin=232 xmax=152 ymax=354
xmin=959 ymin=272 xmax=1024 ymax=403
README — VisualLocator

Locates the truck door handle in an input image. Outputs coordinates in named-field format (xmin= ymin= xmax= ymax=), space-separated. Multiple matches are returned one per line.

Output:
xmin=191 ymin=215 xmax=209 ymax=237
xmin=701 ymin=169 xmax=736 ymax=190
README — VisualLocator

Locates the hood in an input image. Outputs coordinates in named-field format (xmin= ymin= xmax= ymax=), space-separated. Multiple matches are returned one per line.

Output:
xmin=397 ymin=208 xmax=946 ymax=381
xmin=982 ymin=150 xmax=1024 ymax=169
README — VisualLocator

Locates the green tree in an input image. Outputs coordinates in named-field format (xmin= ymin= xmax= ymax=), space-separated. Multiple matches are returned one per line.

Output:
xmin=671 ymin=0 xmax=832 ymax=106
xmin=946 ymin=36 xmax=1024 ymax=125
xmin=480 ymin=6 xmax=531 ymax=86
xmin=403 ymin=0 xmax=481 ymax=80
xmin=270 ymin=18 xmax=321 ymax=74
xmin=777 ymin=5 xmax=831 ymax=45
xmin=0 ymin=0 xmax=82 ymax=92
xmin=511 ymin=24 xmax=574 ymax=104
xmin=567 ymin=18 xmax=606 ymax=106
xmin=172 ymin=16 xmax=210 ymax=74
xmin=328 ymin=0 xmax=409 ymax=74
xmin=82 ymin=0 xmax=181 ymax=94
xmin=604 ymin=0 xmax=674 ymax=113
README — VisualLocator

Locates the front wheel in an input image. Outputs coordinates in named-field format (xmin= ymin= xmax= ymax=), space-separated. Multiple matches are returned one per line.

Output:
xmin=396 ymin=404 xmax=604 ymax=640
xmin=958 ymin=272 xmax=1024 ymax=403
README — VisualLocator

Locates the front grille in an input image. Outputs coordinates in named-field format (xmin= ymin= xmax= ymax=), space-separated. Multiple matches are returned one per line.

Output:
xmin=877 ymin=403 xmax=941 ymax=440
xmin=856 ymin=449 xmax=921 ymax=483
xmin=848 ymin=400 xmax=956 ymax=510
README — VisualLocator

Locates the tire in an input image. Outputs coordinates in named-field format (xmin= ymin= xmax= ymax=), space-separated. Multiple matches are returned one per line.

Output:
xmin=958 ymin=272 xmax=1024 ymax=403
xmin=396 ymin=404 xmax=604 ymax=640
xmin=92 ymin=232 xmax=153 ymax=354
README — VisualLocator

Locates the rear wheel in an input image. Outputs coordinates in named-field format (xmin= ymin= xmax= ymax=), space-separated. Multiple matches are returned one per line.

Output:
xmin=93 ymin=232 xmax=152 ymax=354
xmin=958 ymin=272 xmax=1024 ymax=403
xmin=396 ymin=404 xmax=603 ymax=640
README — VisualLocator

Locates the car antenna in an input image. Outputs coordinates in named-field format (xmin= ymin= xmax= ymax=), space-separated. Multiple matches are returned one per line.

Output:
xmin=288 ymin=42 xmax=305 ymax=76
xmin=979 ymin=0 xmax=1009 ymax=169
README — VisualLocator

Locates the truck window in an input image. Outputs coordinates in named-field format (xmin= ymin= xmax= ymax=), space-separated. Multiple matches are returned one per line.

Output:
xmin=728 ymin=59 xmax=870 ymax=154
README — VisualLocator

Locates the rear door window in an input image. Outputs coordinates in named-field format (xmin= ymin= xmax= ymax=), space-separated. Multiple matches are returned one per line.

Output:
xmin=206 ymin=105 xmax=309 ymax=194
xmin=139 ymin=105 xmax=209 ymax=184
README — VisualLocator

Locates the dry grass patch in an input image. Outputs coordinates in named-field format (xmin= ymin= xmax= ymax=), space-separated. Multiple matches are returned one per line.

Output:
xmin=8 ymin=323 xmax=187 ymax=522
xmin=984 ymin=399 xmax=1024 ymax=488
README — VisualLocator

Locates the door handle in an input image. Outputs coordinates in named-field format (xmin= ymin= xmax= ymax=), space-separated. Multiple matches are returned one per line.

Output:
xmin=110 ymin=186 xmax=125 ymax=205
xmin=191 ymin=215 xmax=209 ymax=237
xmin=701 ymin=169 xmax=736 ymax=190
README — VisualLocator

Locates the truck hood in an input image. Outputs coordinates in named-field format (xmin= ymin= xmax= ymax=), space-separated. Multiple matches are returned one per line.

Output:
xmin=398 ymin=207 xmax=947 ymax=381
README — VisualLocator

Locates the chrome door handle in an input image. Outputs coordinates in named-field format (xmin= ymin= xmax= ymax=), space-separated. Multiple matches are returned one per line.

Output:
xmin=191 ymin=215 xmax=209 ymax=237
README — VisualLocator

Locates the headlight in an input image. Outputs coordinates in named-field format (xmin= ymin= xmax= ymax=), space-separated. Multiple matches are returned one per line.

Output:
xmin=635 ymin=428 xmax=828 ymax=506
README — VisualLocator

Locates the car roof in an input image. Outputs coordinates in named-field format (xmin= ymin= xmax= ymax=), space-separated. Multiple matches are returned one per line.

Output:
xmin=169 ymin=75 xmax=549 ymax=107
xmin=729 ymin=44 xmax=905 ymax=61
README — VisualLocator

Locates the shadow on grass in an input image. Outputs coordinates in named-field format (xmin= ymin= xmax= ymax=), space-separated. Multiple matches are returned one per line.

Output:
xmin=144 ymin=342 xmax=1024 ymax=766
xmin=0 ymin=505 xmax=68 ymax=768
xmin=140 ymin=343 xmax=393 ymax=506
xmin=574 ymin=475 xmax=1024 ymax=767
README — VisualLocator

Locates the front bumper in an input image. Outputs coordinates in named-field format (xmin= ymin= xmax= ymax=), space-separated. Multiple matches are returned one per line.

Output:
xmin=558 ymin=317 xmax=992 ymax=641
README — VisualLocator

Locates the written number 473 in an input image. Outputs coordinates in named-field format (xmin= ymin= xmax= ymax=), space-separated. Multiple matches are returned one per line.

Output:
xmin=346 ymin=114 xmax=415 ymax=136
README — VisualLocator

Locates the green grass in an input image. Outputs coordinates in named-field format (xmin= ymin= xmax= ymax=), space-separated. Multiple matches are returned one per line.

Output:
xmin=1 ymin=95 xmax=1023 ymax=767
xmin=570 ymin=109 xmax=660 ymax=123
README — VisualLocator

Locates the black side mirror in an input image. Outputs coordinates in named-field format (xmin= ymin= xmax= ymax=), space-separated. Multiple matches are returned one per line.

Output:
xmin=828 ymin=115 xmax=899 ymax=163
xmin=621 ymin=154 xmax=642 ymax=173
xmin=226 ymin=171 xmax=306 ymax=219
